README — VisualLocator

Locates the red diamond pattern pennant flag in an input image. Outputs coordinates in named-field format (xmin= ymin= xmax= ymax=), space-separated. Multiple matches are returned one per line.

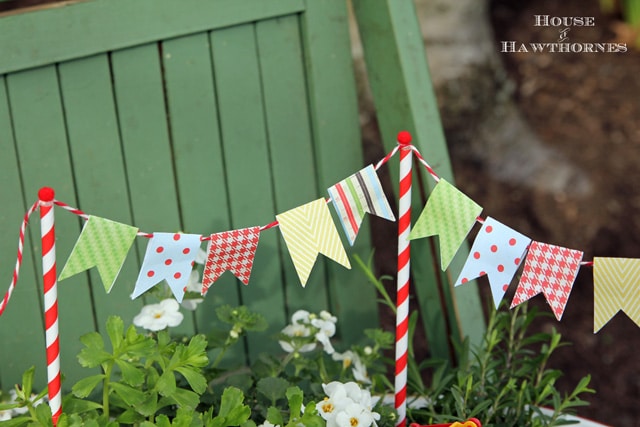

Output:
xmin=511 ymin=241 xmax=583 ymax=320
xmin=202 ymin=226 xmax=260 ymax=293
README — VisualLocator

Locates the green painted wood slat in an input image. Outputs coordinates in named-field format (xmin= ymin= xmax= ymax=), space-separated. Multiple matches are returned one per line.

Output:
xmin=351 ymin=0 xmax=486 ymax=356
xmin=5 ymin=65 xmax=96 ymax=386
xmin=0 ymin=76 xmax=44 ymax=389
xmin=57 ymin=53 xmax=144 ymax=331
xmin=0 ymin=0 xmax=305 ymax=75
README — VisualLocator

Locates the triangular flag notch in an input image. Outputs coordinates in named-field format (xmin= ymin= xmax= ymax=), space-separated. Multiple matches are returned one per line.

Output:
xmin=59 ymin=216 xmax=138 ymax=293
xmin=276 ymin=198 xmax=351 ymax=286
xmin=593 ymin=257 xmax=640 ymax=333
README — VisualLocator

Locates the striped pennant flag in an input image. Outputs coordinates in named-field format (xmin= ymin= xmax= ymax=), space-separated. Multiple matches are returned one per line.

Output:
xmin=594 ymin=257 xmax=640 ymax=333
xmin=328 ymin=164 xmax=395 ymax=245
xmin=276 ymin=198 xmax=351 ymax=287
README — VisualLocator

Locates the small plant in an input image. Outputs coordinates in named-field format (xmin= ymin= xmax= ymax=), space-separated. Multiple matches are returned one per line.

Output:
xmin=406 ymin=304 xmax=594 ymax=427
xmin=1 ymin=258 xmax=594 ymax=427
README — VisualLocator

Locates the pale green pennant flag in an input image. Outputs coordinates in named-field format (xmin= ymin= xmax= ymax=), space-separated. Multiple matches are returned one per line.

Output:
xmin=59 ymin=216 xmax=139 ymax=292
xmin=277 ymin=198 xmax=351 ymax=287
xmin=409 ymin=179 xmax=482 ymax=270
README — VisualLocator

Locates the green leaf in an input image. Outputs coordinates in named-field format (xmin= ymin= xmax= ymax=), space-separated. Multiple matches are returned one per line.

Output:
xmin=71 ymin=374 xmax=105 ymax=398
xmin=218 ymin=388 xmax=251 ymax=426
xmin=106 ymin=316 xmax=124 ymax=352
xmin=78 ymin=333 xmax=111 ymax=368
xmin=21 ymin=366 xmax=35 ymax=397
xmin=110 ymin=382 xmax=146 ymax=407
xmin=0 ymin=418 xmax=31 ymax=427
xmin=33 ymin=399 xmax=53 ymax=425
xmin=175 ymin=366 xmax=207 ymax=394
xmin=161 ymin=387 xmax=200 ymax=410
xmin=266 ymin=406 xmax=284 ymax=427
xmin=61 ymin=396 xmax=102 ymax=414
xmin=183 ymin=335 xmax=209 ymax=368
xmin=285 ymin=386 xmax=304 ymax=418
xmin=135 ymin=391 xmax=158 ymax=417
xmin=256 ymin=377 xmax=289 ymax=405
xmin=155 ymin=371 xmax=177 ymax=397
xmin=114 ymin=359 xmax=144 ymax=387
xmin=217 ymin=387 xmax=246 ymax=418
xmin=116 ymin=408 xmax=145 ymax=424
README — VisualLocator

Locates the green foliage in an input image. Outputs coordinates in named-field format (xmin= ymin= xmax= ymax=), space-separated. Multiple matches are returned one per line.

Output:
xmin=406 ymin=304 xmax=595 ymax=427
xmin=1 ymin=276 xmax=594 ymax=427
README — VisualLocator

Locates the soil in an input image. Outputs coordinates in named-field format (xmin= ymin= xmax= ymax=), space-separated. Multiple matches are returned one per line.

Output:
xmin=469 ymin=0 xmax=640 ymax=425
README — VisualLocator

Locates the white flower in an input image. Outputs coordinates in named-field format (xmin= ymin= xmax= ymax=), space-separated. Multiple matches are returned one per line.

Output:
xmin=181 ymin=271 xmax=204 ymax=311
xmin=317 ymin=383 xmax=350 ymax=421
xmin=133 ymin=299 xmax=184 ymax=331
xmin=335 ymin=402 xmax=375 ymax=427
xmin=279 ymin=323 xmax=316 ymax=353
xmin=291 ymin=309 xmax=311 ymax=324
xmin=319 ymin=310 xmax=337 ymax=323
xmin=194 ymin=247 xmax=207 ymax=265
xmin=257 ymin=421 xmax=280 ymax=427
xmin=0 ymin=410 xmax=12 ymax=421
xmin=312 ymin=317 xmax=337 ymax=354
xmin=332 ymin=351 xmax=371 ymax=384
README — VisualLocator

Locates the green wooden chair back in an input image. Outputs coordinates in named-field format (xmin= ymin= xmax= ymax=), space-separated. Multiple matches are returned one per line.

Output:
xmin=0 ymin=0 xmax=484 ymax=390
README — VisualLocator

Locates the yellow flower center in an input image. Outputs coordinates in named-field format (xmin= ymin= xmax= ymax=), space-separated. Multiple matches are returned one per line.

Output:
xmin=350 ymin=417 xmax=359 ymax=426
xmin=153 ymin=312 xmax=163 ymax=319
xmin=321 ymin=398 xmax=334 ymax=413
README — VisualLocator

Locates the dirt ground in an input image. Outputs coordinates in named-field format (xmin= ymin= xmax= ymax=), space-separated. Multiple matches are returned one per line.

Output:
xmin=462 ymin=0 xmax=640 ymax=425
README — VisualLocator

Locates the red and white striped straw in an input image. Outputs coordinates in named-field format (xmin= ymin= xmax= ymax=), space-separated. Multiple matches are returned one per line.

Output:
xmin=395 ymin=131 xmax=413 ymax=427
xmin=38 ymin=187 xmax=62 ymax=425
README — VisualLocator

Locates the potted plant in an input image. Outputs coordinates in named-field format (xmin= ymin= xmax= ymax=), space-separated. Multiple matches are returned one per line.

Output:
xmin=0 ymin=263 xmax=597 ymax=427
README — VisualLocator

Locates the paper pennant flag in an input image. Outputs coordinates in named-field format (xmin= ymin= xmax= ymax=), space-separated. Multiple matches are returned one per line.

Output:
xmin=276 ymin=198 xmax=351 ymax=286
xmin=328 ymin=164 xmax=395 ymax=245
xmin=593 ymin=257 xmax=640 ymax=333
xmin=454 ymin=217 xmax=531 ymax=309
xmin=131 ymin=232 xmax=202 ymax=302
xmin=510 ymin=241 xmax=583 ymax=320
xmin=202 ymin=226 xmax=260 ymax=292
xmin=59 ymin=216 xmax=138 ymax=292
xmin=409 ymin=178 xmax=482 ymax=270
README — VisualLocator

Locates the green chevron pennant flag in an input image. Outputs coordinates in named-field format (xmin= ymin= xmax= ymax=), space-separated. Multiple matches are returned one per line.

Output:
xmin=59 ymin=216 xmax=139 ymax=292
xmin=409 ymin=179 xmax=482 ymax=270
xmin=593 ymin=257 xmax=640 ymax=333
xmin=276 ymin=198 xmax=351 ymax=287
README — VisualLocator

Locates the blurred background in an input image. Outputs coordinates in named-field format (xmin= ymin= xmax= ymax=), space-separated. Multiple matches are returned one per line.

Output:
xmin=357 ymin=0 xmax=640 ymax=425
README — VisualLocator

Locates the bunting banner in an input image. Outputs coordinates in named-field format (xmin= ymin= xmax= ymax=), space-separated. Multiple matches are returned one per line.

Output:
xmin=409 ymin=178 xmax=482 ymax=270
xmin=454 ymin=217 xmax=531 ymax=309
xmin=276 ymin=198 xmax=351 ymax=287
xmin=131 ymin=232 xmax=203 ymax=302
xmin=202 ymin=226 xmax=261 ymax=292
xmin=328 ymin=164 xmax=395 ymax=246
xmin=58 ymin=216 xmax=139 ymax=292
xmin=593 ymin=257 xmax=640 ymax=333
xmin=510 ymin=241 xmax=583 ymax=320
xmin=3 ymin=137 xmax=640 ymax=336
